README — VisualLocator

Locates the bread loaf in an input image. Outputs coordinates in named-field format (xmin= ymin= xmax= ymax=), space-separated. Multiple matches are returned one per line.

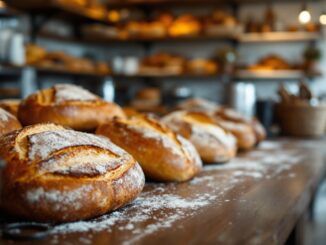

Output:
xmin=214 ymin=108 xmax=266 ymax=145
xmin=96 ymin=114 xmax=202 ymax=182
xmin=0 ymin=108 xmax=21 ymax=136
xmin=0 ymin=123 xmax=144 ymax=222
xmin=162 ymin=111 xmax=237 ymax=163
xmin=0 ymin=99 xmax=20 ymax=117
xmin=18 ymin=84 xmax=125 ymax=131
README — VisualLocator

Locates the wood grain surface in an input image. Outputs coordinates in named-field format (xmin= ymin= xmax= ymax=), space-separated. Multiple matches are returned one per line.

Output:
xmin=1 ymin=139 xmax=325 ymax=245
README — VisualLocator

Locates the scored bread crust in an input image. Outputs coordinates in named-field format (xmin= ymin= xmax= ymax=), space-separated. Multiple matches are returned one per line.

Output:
xmin=162 ymin=111 xmax=237 ymax=163
xmin=213 ymin=108 xmax=266 ymax=146
xmin=0 ymin=108 xmax=22 ymax=136
xmin=96 ymin=114 xmax=202 ymax=182
xmin=0 ymin=123 xmax=144 ymax=223
xmin=18 ymin=84 xmax=126 ymax=131
xmin=0 ymin=99 xmax=20 ymax=117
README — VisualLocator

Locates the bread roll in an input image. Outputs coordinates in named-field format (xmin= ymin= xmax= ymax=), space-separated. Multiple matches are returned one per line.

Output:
xmin=214 ymin=108 xmax=266 ymax=145
xmin=162 ymin=111 xmax=237 ymax=163
xmin=175 ymin=98 xmax=220 ymax=112
xmin=0 ymin=108 xmax=21 ymax=136
xmin=0 ymin=123 xmax=144 ymax=222
xmin=213 ymin=117 xmax=256 ymax=151
xmin=18 ymin=84 xmax=125 ymax=131
xmin=96 ymin=114 xmax=202 ymax=182
xmin=0 ymin=99 xmax=20 ymax=116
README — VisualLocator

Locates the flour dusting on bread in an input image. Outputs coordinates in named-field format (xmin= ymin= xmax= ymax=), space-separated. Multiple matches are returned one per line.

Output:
xmin=0 ymin=108 xmax=13 ymax=122
xmin=28 ymin=129 xmax=125 ymax=161
xmin=54 ymin=84 xmax=98 ymax=103
xmin=26 ymin=185 xmax=93 ymax=212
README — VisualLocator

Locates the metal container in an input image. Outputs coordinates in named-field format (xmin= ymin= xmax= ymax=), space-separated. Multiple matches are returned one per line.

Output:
xmin=227 ymin=82 xmax=256 ymax=118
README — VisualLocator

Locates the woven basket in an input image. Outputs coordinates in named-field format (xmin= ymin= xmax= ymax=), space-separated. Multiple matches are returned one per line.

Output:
xmin=276 ymin=102 xmax=326 ymax=137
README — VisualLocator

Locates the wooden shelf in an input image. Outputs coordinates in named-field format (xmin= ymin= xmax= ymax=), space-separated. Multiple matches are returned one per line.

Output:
xmin=38 ymin=31 xmax=321 ymax=46
xmin=5 ymin=0 xmax=113 ymax=24
xmin=1 ymin=64 xmax=321 ymax=81
xmin=105 ymin=0 xmax=322 ymax=8
xmin=234 ymin=69 xmax=321 ymax=81
xmin=239 ymin=32 xmax=321 ymax=43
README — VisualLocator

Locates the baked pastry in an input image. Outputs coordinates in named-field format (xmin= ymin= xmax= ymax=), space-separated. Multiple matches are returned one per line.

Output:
xmin=0 ymin=123 xmax=144 ymax=222
xmin=186 ymin=59 xmax=218 ymax=75
xmin=212 ymin=117 xmax=256 ymax=151
xmin=175 ymin=98 xmax=220 ymax=112
xmin=0 ymin=108 xmax=21 ymax=136
xmin=18 ymin=84 xmax=125 ymax=131
xmin=96 ymin=114 xmax=202 ymax=182
xmin=214 ymin=108 xmax=266 ymax=145
xmin=162 ymin=111 xmax=237 ymax=163
xmin=0 ymin=99 xmax=20 ymax=116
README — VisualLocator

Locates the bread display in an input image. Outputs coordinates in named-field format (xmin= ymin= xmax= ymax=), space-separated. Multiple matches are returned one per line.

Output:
xmin=212 ymin=117 xmax=257 ymax=151
xmin=0 ymin=123 xmax=145 ymax=222
xmin=96 ymin=114 xmax=202 ymax=182
xmin=176 ymin=98 xmax=221 ymax=112
xmin=214 ymin=108 xmax=266 ymax=145
xmin=0 ymin=99 xmax=21 ymax=116
xmin=25 ymin=44 xmax=111 ymax=75
xmin=18 ymin=84 xmax=125 ymax=131
xmin=186 ymin=59 xmax=219 ymax=75
xmin=248 ymin=55 xmax=291 ymax=71
xmin=162 ymin=111 xmax=237 ymax=163
xmin=0 ymin=108 xmax=21 ymax=136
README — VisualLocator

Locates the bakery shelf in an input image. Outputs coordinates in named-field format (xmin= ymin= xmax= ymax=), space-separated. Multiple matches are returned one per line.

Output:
xmin=37 ymin=31 xmax=322 ymax=46
xmin=112 ymin=73 xmax=226 ymax=80
xmin=104 ymin=0 xmax=322 ymax=8
xmin=239 ymin=32 xmax=321 ymax=43
xmin=234 ymin=69 xmax=321 ymax=81
xmin=0 ymin=64 xmax=109 ymax=78
xmin=5 ymin=0 xmax=113 ymax=24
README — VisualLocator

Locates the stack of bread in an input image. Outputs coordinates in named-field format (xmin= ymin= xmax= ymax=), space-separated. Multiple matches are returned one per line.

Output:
xmin=0 ymin=84 xmax=265 ymax=223
xmin=26 ymin=44 xmax=111 ymax=75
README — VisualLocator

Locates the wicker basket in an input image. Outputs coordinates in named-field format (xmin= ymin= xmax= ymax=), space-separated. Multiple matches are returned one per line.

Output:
xmin=276 ymin=102 xmax=326 ymax=137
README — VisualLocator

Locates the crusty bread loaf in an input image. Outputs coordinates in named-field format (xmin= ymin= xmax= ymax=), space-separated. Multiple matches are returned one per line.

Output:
xmin=162 ymin=111 xmax=237 ymax=163
xmin=175 ymin=98 xmax=220 ymax=112
xmin=175 ymin=98 xmax=266 ymax=145
xmin=0 ymin=99 xmax=21 ymax=117
xmin=0 ymin=108 xmax=22 ymax=136
xmin=96 ymin=114 xmax=202 ymax=182
xmin=213 ymin=117 xmax=256 ymax=151
xmin=214 ymin=108 xmax=266 ymax=145
xmin=0 ymin=123 xmax=144 ymax=222
xmin=18 ymin=84 xmax=125 ymax=131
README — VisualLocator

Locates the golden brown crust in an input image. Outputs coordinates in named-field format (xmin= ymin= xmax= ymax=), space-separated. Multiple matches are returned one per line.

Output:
xmin=162 ymin=111 xmax=237 ymax=163
xmin=0 ymin=108 xmax=22 ymax=136
xmin=0 ymin=123 xmax=144 ymax=222
xmin=18 ymin=84 xmax=125 ymax=131
xmin=96 ymin=114 xmax=202 ymax=182
xmin=0 ymin=99 xmax=21 ymax=117
xmin=214 ymin=108 xmax=266 ymax=146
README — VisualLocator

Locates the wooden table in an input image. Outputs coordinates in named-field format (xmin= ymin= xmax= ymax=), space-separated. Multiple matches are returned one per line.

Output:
xmin=1 ymin=139 xmax=326 ymax=245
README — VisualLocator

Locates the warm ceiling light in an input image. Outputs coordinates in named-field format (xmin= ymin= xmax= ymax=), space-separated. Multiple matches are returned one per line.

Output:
xmin=298 ymin=3 xmax=311 ymax=24
xmin=299 ymin=10 xmax=311 ymax=24
xmin=320 ymin=12 xmax=326 ymax=25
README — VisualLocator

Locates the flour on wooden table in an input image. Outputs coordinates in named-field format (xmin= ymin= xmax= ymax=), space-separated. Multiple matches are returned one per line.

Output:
xmin=44 ymin=140 xmax=307 ymax=245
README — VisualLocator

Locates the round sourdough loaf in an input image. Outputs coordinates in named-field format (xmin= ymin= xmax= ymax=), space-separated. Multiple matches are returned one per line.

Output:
xmin=18 ymin=84 xmax=125 ymax=131
xmin=0 ymin=123 xmax=144 ymax=222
